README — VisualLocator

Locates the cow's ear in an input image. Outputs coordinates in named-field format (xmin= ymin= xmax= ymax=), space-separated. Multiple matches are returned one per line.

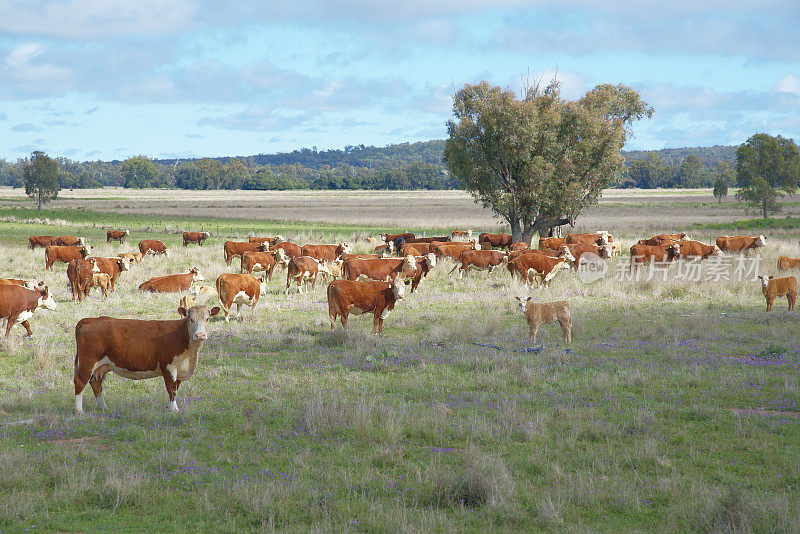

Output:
xmin=178 ymin=306 xmax=187 ymax=317
xmin=210 ymin=306 xmax=221 ymax=317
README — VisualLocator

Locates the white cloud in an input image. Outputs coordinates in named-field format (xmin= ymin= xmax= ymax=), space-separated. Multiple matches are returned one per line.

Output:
xmin=772 ymin=74 xmax=800 ymax=96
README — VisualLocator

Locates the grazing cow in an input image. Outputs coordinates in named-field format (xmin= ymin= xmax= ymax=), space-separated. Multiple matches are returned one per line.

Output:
xmin=29 ymin=236 xmax=58 ymax=249
xmin=405 ymin=253 xmax=437 ymax=293
xmin=567 ymin=243 xmax=612 ymax=271
xmin=343 ymin=256 xmax=418 ymax=283
xmin=515 ymin=297 xmax=571 ymax=343
xmin=45 ymin=245 xmax=91 ymax=270
xmin=675 ymin=240 xmax=720 ymax=260
xmin=566 ymin=232 xmax=609 ymax=246
xmin=400 ymin=242 xmax=430 ymax=256
xmin=241 ymin=249 xmax=287 ymax=279
xmin=478 ymin=233 xmax=513 ymax=250
xmin=382 ymin=233 xmax=415 ymax=244
xmin=272 ymin=241 xmax=302 ymax=261
xmin=248 ymin=236 xmax=284 ymax=246
xmin=286 ymin=256 xmax=325 ymax=294
xmin=0 ymin=279 xmax=44 ymax=291
xmin=117 ymin=251 xmax=143 ymax=265
xmin=66 ymin=259 xmax=100 ymax=301
xmin=510 ymin=246 xmax=576 ymax=265
xmin=216 ymin=273 xmax=267 ymax=321
xmin=56 ymin=235 xmax=87 ymax=247
xmin=301 ymin=243 xmax=352 ymax=262
xmin=758 ymin=275 xmax=797 ymax=311
xmin=223 ymin=241 xmax=266 ymax=266
xmin=327 ymin=277 xmax=405 ymax=334
xmin=510 ymin=242 xmax=529 ymax=252
xmin=191 ymin=284 xmax=217 ymax=300
xmin=539 ymin=237 xmax=566 ymax=250
xmin=139 ymin=268 xmax=204 ymax=293
xmin=88 ymin=256 xmax=130 ymax=291
xmin=183 ymin=231 xmax=210 ymax=246
xmin=89 ymin=273 xmax=112 ymax=298
xmin=73 ymin=305 xmax=221 ymax=413
xmin=777 ymin=256 xmax=800 ymax=271
xmin=503 ymin=254 xmax=570 ymax=287
xmin=716 ymin=235 xmax=766 ymax=255
xmin=0 ymin=284 xmax=57 ymax=337
xmin=451 ymin=229 xmax=473 ymax=241
xmin=106 ymin=230 xmax=129 ymax=244
xmin=432 ymin=241 xmax=479 ymax=260
xmin=450 ymin=250 xmax=506 ymax=278
xmin=629 ymin=243 xmax=680 ymax=268
xmin=139 ymin=240 xmax=168 ymax=256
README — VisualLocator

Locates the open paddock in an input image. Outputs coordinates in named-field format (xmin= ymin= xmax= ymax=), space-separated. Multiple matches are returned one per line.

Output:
xmin=0 ymin=196 xmax=799 ymax=531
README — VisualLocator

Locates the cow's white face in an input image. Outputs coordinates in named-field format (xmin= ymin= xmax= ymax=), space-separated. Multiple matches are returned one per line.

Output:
xmin=191 ymin=269 xmax=204 ymax=282
xmin=756 ymin=235 xmax=766 ymax=247
xmin=124 ymin=229 xmax=130 ymax=236
xmin=203 ymin=232 xmax=210 ymax=238
xmin=38 ymin=288 xmax=57 ymax=310
xmin=515 ymin=296 xmax=531 ymax=311
xmin=401 ymin=255 xmax=417 ymax=276
xmin=89 ymin=259 xmax=101 ymax=273
xmin=560 ymin=246 xmax=576 ymax=263
xmin=712 ymin=246 xmax=721 ymax=255
xmin=119 ymin=257 xmax=130 ymax=271
xmin=474 ymin=242 xmax=481 ymax=251
xmin=275 ymin=235 xmax=284 ymax=243
xmin=426 ymin=253 xmax=437 ymax=268
xmin=467 ymin=229 xmax=473 ymax=237
xmin=758 ymin=275 xmax=770 ymax=290
xmin=341 ymin=242 xmax=352 ymax=254
xmin=84 ymin=245 xmax=93 ymax=254
xmin=600 ymin=245 xmax=612 ymax=258
xmin=259 ymin=277 xmax=267 ymax=295
xmin=179 ymin=305 xmax=220 ymax=342
xmin=392 ymin=277 xmax=405 ymax=300
xmin=388 ymin=241 xmax=395 ymax=253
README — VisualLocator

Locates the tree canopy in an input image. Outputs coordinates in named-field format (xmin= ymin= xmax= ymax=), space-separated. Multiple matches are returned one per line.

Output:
xmin=735 ymin=133 xmax=800 ymax=218
xmin=444 ymin=79 xmax=653 ymax=243
xmin=24 ymin=151 xmax=59 ymax=210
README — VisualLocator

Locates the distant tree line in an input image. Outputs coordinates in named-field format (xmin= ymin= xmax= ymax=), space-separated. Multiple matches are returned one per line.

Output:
xmin=0 ymin=140 xmax=769 ymax=192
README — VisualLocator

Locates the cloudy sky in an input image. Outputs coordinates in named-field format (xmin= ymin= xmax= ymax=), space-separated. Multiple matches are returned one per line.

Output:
xmin=1 ymin=0 xmax=798 ymax=161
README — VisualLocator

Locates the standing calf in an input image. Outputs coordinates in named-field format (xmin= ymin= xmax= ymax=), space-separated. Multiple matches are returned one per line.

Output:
xmin=515 ymin=297 xmax=571 ymax=343
xmin=758 ymin=275 xmax=797 ymax=311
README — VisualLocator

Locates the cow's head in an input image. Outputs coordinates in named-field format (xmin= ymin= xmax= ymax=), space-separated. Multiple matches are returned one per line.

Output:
xmin=472 ymin=241 xmax=481 ymax=250
xmin=388 ymin=241 xmax=395 ymax=254
xmin=599 ymin=245 xmax=612 ymax=259
xmin=711 ymin=245 xmax=722 ymax=256
xmin=23 ymin=279 xmax=45 ymax=291
xmin=88 ymin=258 xmax=101 ymax=273
xmin=401 ymin=255 xmax=418 ymax=277
xmin=257 ymin=276 xmax=267 ymax=295
xmin=558 ymin=245 xmax=576 ymax=264
xmin=79 ymin=247 xmax=90 ymax=258
xmin=118 ymin=257 xmax=130 ymax=271
xmin=259 ymin=242 xmax=270 ymax=252
xmin=391 ymin=276 xmax=405 ymax=300
xmin=189 ymin=267 xmax=204 ymax=282
xmin=425 ymin=252 xmax=437 ymax=269
xmin=274 ymin=235 xmax=284 ymax=243
xmin=467 ymin=229 xmax=473 ymax=238
xmin=124 ymin=229 xmax=130 ymax=236
xmin=37 ymin=287 xmax=57 ymax=310
xmin=339 ymin=242 xmax=352 ymax=255
xmin=667 ymin=243 xmax=680 ymax=258
xmin=515 ymin=296 xmax=532 ymax=311
xmin=756 ymin=235 xmax=766 ymax=247
xmin=757 ymin=275 xmax=772 ymax=290
xmin=596 ymin=231 xmax=609 ymax=245
xmin=275 ymin=248 xmax=289 ymax=266
xmin=178 ymin=305 xmax=221 ymax=342
xmin=76 ymin=237 xmax=87 ymax=246
xmin=544 ymin=259 xmax=570 ymax=283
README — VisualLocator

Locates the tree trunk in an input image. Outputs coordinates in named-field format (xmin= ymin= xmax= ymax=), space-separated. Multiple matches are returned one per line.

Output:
xmin=508 ymin=211 xmax=522 ymax=244
xmin=37 ymin=188 xmax=41 ymax=210
xmin=763 ymin=199 xmax=767 ymax=219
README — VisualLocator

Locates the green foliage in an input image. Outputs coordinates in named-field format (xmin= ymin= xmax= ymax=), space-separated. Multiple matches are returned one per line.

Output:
xmin=713 ymin=178 xmax=728 ymax=202
xmin=120 ymin=155 xmax=167 ymax=188
xmin=23 ymin=151 xmax=59 ymax=210
xmin=679 ymin=154 xmax=706 ymax=188
xmin=735 ymin=133 xmax=800 ymax=218
xmin=444 ymin=79 xmax=652 ymax=241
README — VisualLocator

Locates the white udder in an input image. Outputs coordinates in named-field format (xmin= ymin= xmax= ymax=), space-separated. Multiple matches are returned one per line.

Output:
xmin=92 ymin=356 xmax=160 ymax=380
xmin=232 ymin=290 xmax=253 ymax=305
xmin=15 ymin=310 xmax=33 ymax=323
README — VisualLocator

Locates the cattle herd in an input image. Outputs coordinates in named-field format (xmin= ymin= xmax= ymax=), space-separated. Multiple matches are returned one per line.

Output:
xmin=1 ymin=227 xmax=797 ymax=414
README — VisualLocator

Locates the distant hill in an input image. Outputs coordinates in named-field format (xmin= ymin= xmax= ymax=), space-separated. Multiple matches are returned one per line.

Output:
xmin=620 ymin=145 xmax=736 ymax=167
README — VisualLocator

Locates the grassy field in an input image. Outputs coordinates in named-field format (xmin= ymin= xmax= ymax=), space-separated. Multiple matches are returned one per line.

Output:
xmin=0 ymin=193 xmax=799 ymax=532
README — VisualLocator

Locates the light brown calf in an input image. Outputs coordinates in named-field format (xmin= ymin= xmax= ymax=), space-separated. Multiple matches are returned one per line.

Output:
xmin=516 ymin=297 xmax=571 ymax=343
xmin=89 ymin=273 xmax=112 ymax=297
xmin=777 ymin=256 xmax=800 ymax=271
xmin=758 ymin=275 xmax=797 ymax=311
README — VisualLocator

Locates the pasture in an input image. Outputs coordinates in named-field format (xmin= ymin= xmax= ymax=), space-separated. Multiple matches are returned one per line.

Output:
xmin=0 ymin=190 xmax=799 ymax=532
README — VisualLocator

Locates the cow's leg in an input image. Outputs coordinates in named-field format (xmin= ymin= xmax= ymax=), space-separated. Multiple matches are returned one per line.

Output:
xmin=73 ymin=356 xmax=95 ymax=414
xmin=267 ymin=264 xmax=275 ymax=282
xmin=373 ymin=313 xmax=380 ymax=334
xmin=789 ymin=293 xmax=796 ymax=311
xmin=529 ymin=323 xmax=539 ymax=344
xmin=20 ymin=320 xmax=33 ymax=337
xmin=89 ymin=366 xmax=109 ymax=410
xmin=559 ymin=318 xmax=571 ymax=343
xmin=4 ymin=315 xmax=19 ymax=337
xmin=161 ymin=367 xmax=179 ymax=412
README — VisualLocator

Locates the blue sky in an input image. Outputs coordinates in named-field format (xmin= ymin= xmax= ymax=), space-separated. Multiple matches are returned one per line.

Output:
xmin=1 ymin=0 xmax=799 ymax=161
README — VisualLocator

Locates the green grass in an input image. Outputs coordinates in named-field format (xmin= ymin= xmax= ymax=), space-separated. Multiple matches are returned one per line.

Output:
xmin=696 ymin=216 xmax=800 ymax=231
xmin=0 ymin=211 xmax=799 ymax=532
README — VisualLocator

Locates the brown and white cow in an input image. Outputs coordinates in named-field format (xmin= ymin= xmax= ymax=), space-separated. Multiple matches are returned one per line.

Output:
xmin=777 ymin=256 xmax=800 ymax=271
xmin=249 ymin=235 xmax=284 ymax=247
xmin=0 ymin=278 xmax=45 ymax=291
xmin=286 ymin=256 xmax=327 ymax=294
xmin=432 ymin=241 xmax=479 ymax=260
xmin=478 ymin=233 xmax=513 ymax=250
xmin=241 ymin=249 xmax=287 ymax=279
xmin=382 ymin=232 xmax=415 ymax=244
xmin=758 ymin=275 xmax=797 ymax=311
xmin=566 ymin=232 xmax=609 ymax=246
xmin=216 ymin=273 xmax=267 ymax=321
xmin=0 ymin=284 xmax=57 ymax=337
xmin=567 ymin=243 xmax=612 ymax=271
xmin=183 ymin=231 xmax=210 ymax=246
xmin=107 ymin=229 xmax=129 ymax=244
xmin=716 ymin=235 xmax=766 ymax=255
xmin=343 ymin=256 xmax=418 ymax=283
xmin=139 ymin=268 xmax=204 ymax=293
xmin=45 ymin=245 xmax=92 ymax=270
xmin=327 ymin=277 xmax=405 ymax=334
xmin=405 ymin=253 xmax=437 ymax=293
xmin=539 ymin=237 xmax=567 ymax=250
xmin=271 ymin=241 xmax=302 ymax=262
xmin=301 ymin=243 xmax=352 ymax=262
xmin=675 ymin=240 xmax=720 ymax=261
xmin=504 ymin=254 xmax=570 ymax=287
xmin=88 ymin=256 xmax=130 ymax=291
xmin=29 ymin=236 xmax=58 ymax=249
xmin=451 ymin=229 xmax=473 ymax=241
xmin=67 ymin=258 xmax=100 ymax=301
xmin=73 ymin=305 xmax=221 ymax=413
xmin=637 ymin=233 xmax=689 ymax=246
xmin=629 ymin=243 xmax=680 ymax=267
xmin=399 ymin=242 xmax=431 ymax=256
xmin=56 ymin=235 xmax=87 ymax=247
xmin=450 ymin=249 xmax=507 ymax=278
xmin=223 ymin=241 xmax=266 ymax=266
xmin=139 ymin=240 xmax=168 ymax=257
